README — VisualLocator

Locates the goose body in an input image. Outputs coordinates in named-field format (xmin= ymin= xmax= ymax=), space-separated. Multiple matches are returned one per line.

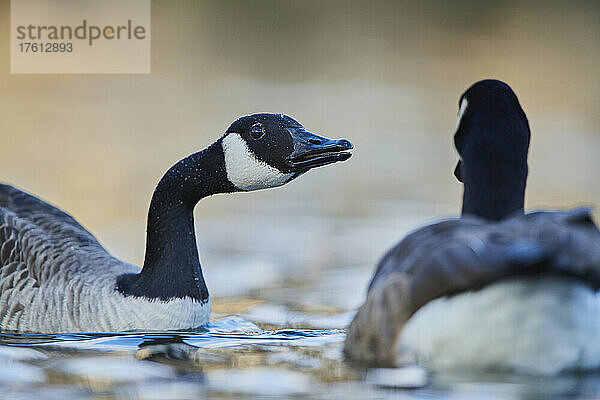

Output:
xmin=0 ymin=113 xmax=352 ymax=332
xmin=345 ymin=80 xmax=600 ymax=375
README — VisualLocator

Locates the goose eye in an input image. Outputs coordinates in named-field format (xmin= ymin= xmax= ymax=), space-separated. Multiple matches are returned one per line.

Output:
xmin=250 ymin=124 xmax=265 ymax=140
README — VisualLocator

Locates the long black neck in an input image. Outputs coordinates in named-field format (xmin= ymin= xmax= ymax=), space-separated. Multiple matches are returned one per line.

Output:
xmin=461 ymin=162 xmax=527 ymax=221
xmin=458 ymin=130 xmax=529 ymax=220
xmin=116 ymin=140 xmax=236 ymax=301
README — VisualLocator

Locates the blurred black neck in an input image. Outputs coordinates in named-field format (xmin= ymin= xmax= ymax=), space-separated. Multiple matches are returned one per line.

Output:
xmin=461 ymin=169 xmax=527 ymax=221
xmin=117 ymin=140 xmax=236 ymax=301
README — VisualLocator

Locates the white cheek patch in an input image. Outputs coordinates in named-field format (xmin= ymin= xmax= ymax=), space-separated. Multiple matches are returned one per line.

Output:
xmin=222 ymin=133 xmax=293 ymax=191
xmin=455 ymin=98 xmax=468 ymax=134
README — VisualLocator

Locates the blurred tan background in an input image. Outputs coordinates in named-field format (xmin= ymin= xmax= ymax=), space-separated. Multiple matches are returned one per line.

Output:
xmin=1 ymin=0 xmax=599 ymax=276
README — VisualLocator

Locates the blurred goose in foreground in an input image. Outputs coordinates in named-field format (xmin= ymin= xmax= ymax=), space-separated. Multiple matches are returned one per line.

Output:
xmin=345 ymin=80 xmax=600 ymax=375
xmin=0 ymin=113 xmax=352 ymax=332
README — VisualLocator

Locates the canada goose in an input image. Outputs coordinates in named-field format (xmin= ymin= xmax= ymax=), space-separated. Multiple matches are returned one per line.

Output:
xmin=0 ymin=113 xmax=353 ymax=333
xmin=345 ymin=80 xmax=600 ymax=375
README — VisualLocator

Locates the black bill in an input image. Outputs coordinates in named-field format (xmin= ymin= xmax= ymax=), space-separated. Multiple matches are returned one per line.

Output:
xmin=287 ymin=128 xmax=353 ymax=170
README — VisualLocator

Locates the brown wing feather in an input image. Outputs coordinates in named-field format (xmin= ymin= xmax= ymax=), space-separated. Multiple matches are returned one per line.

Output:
xmin=0 ymin=185 xmax=115 ymax=330
xmin=0 ymin=184 xmax=105 ymax=250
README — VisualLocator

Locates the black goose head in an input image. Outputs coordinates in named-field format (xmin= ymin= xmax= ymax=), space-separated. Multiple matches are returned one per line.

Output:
xmin=221 ymin=113 xmax=353 ymax=191
xmin=453 ymin=80 xmax=531 ymax=220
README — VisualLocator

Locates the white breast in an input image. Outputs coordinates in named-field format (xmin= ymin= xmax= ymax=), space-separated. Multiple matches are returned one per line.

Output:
xmin=397 ymin=277 xmax=600 ymax=375
xmin=221 ymin=133 xmax=292 ymax=191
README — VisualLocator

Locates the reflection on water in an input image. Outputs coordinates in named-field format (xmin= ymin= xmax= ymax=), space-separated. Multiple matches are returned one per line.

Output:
xmin=3 ymin=315 xmax=600 ymax=399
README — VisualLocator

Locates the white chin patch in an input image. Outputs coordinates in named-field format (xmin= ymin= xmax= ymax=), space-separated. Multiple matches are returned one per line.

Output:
xmin=222 ymin=133 xmax=293 ymax=191
xmin=455 ymin=98 xmax=468 ymax=134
